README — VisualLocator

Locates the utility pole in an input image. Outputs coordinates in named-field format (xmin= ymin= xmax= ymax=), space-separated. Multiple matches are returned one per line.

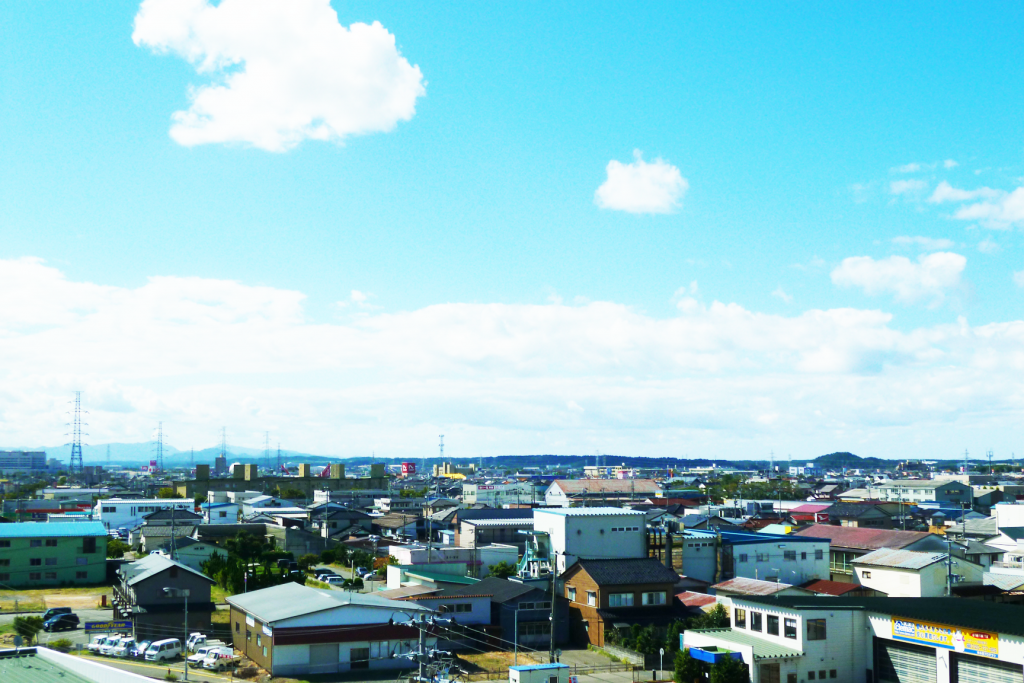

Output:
xmin=987 ymin=449 xmax=994 ymax=476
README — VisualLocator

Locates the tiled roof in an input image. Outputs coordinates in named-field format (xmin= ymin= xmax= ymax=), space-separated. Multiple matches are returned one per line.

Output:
xmin=550 ymin=480 xmax=662 ymax=494
xmin=792 ymin=524 xmax=933 ymax=550
xmin=852 ymin=548 xmax=947 ymax=569
xmin=444 ymin=577 xmax=542 ymax=603
xmin=712 ymin=577 xmax=795 ymax=596
xmin=571 ymin=557 xmax=679 ymax=586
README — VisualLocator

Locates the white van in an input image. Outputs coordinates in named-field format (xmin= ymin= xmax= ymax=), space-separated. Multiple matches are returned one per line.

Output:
xmin=144 ymin=638 xmax=183 ymax=662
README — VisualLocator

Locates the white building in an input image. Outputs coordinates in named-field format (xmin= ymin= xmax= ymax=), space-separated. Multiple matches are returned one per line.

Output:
xmin=94 ymin=498 xmax=195 ymax=531
xmin=866 ymin=480 xmax=972 ymax=505
xmin=201 ymin=501 xmax=239 ymax=524
xmin=683 ymin=597 xmax=1024 ymax=683
xmin=241 ymin=495 xmax=290 ymax=518
xmin=680 ymin=530 xmax=830 ymax=586
xmin=851 ymin=548 xmax=984 ymax=597
xmin=533 ymin=507 xmax=646 ymax=574
xmin=462 ymin=482 xmax=540 ymax=506
xmin=387 ymin=543 xmax=519 ymax=578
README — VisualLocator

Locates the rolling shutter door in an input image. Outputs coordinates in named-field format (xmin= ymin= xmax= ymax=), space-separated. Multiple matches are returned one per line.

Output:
xmin=309 ymin=643 xmax=339 ymax=674
xmin=875 ymin=640 xmax=936 ymax=683
xmin=955 ymin=654 xmax=1023 ymax=683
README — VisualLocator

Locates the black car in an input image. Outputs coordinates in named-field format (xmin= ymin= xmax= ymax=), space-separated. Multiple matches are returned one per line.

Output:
xmin=43 ymin=613 xmax=80 ymax=632
xmin=41 ymin=607 xmax=72 ymax=622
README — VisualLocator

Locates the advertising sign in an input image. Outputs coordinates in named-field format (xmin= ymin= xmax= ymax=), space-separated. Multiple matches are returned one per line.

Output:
xmin=401 ymin=462 xmax=416 ymax=475
xmin=815 ymin=512 xmax=830 ymax=523
xmin=245 ymin=614 xmax=255 ymax=627
xmin=85 ymin=620 xmax=132 ymax=633
xmin=263 ymin=623 xmax=273 ymax=637
xmin=892 ymin=618 xmax=999 ymax=658
xmin=150 ymin=460 xmax=158 ymax=470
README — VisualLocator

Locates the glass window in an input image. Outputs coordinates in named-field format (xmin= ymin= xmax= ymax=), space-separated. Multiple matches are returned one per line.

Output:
xmin=801 ymin=552 xmax=807 ymax=560
xmin=738 ymin=553 xmax=749 ymax=562
xmin=734 ymin=608 xmax=746 ymax=628
xmin=750 ymin=612 xmax=762 ymax=631
xmin=783 ymin=550 xmax=796 ymax=561
xmin=767 ymin=615 xmax=779 ymax=635
xmin=0 ymin=560 xmax=8 ymax=567
xmin=788 ymin=674 xmax=797 ymax=683
xmin=83 ymin=537 xmax=97 ymax=554
xmin=784 ymin=618 xmax=797 ymax=639
xmin=815 ymin=549 xmax=824 ymax=560
xmin=809 ymin=672 xmax=816 ymax=680
xmin=567 ymin=587 xmax=576 ymax=601
xmin=45 ymin=539 xmax=57 ymax=547
xmin=642 ymin=592 xmax=666 ymax=605
xmin=819 ymin=672 xmax=826 ymax=680
xmin=807 ymin=619 xmax=826 ymax=641
xmin=862 ymin=571 xmax=871 ymax=579
xmin=830 ymin=671 xmax=837 ymax=679
xmin=30 ymin=558 xmax=41 ymax=566
xmin=587 ymin=591 xmax=596 ymax=606
xmin=30 ymin=540 xmax=41 ymax=547
xmin=608 ymin=593 xmax=634 ymax=607
xmin=76 ymin=571 xmax=87 ymax=579
xmin=76 ymin=557 xmax=88 ymax=565
xmin=0 ymin=541 xmax=8 ymax=548
xmin=29 ymin=572 xmax=41 ymax=580
xmin=45 ymin=572 xmax=57 ymax=579
xmin=0 ymin=574 xmax=9 ymax=581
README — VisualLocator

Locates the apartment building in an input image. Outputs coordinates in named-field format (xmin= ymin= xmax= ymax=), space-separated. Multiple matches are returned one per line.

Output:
xmin=0 ymin=521 xmax=107 ymax=587
xmin=93 ymin=498 xmax=195 ymax=530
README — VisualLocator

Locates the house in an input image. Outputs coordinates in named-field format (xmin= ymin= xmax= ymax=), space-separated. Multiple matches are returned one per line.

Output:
xmin=679 ymin=514 xmax=740 ymax=530
xmin=226 ymin=582 xmax=436 ymax=677
xmin=462 ymin=577 xmax=569 ymax=650
xmin=683 ymin=596 xmax=1024 ymax=683
xmin=372 ymin=513 xmax=422 ymax=540
xmin=113 ymin=554 xmax=216 ymax=642
xmin=543 ymin=479 xmax=663 ymax=507
xmin=201 ymin=501 xmax=239 ymax=524
xmin=561 ymin=557 xmax=682 ymax=647
xmin=533 ymin=507 xmax=647 ymax=574
xmin=821 ymin=502 xmax=900 ymax=529
xmin=240 ymin=495 xmax=290 ymax=518
xmin=311 ymin=508 xmax=373 ymax=537
xmin=798 ymin=579 xmax=882 ymax=597
xmin=792 ymin=524 xmax=947 ymax=581
xmin=679 ymin=530 xmax=830 ymax=586
xmin=676 ymin=591 xmax=719 ymax=612
xmin=0 ymin=521 xmax=107 ymax=587
xmin=866 ymin=480 xmax=972 ymax=506
xmin=138 ymin=524 xmax=198 ymax=553
xmin=161 ymin=536 xmax=222 ymax=571
xmin=142 ymin=507 xmax=203 ymax=527
xmin=851 ymin=548 xmax=985 ymax=597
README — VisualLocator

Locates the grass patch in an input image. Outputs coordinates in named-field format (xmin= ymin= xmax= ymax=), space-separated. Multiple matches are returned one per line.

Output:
xmin=211 ymin=584 xmax=230 ymax=604
xmin=211 ymin=608 xmax=231 ymax=624
xmin=0 ymin=585 xmax=112 ymax=613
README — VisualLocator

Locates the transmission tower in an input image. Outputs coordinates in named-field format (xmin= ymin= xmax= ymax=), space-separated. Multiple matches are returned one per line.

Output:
xmin=988 ymin=449 xmax=994 ymax=475
xmin=264 ymin=432 xmax=271 ymax=470
xmin=68 ymin=391 xmax=84 ymax=474
xmin=154 ymin=422 xmax=165 ymax=473
xmin=220 ymin=427 xmax=227 ymax=460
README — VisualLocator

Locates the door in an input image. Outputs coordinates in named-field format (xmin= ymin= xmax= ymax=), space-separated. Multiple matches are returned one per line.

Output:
xmin=874 ymin=640 xmax=936 ymax=683
xmin=309 ymin=643 xmax=339 ymax=674
xmin=760 ymin=663 xmax=780 ymax=683
xmin=954 ymin=653 xmax=1023 ymax=683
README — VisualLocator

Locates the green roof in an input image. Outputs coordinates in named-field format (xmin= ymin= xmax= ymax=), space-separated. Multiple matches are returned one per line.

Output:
xmin=404 ymin=568 xmax=479 ymax=585
xmin=690 ymin=628 xmax=803 ymax=660
xmin=0 ymin=650 xmax=96 ymax=683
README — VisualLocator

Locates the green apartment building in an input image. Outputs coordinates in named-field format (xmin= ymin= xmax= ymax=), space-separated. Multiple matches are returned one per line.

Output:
xmin=0 ymin=521 xmax=108 ymax=587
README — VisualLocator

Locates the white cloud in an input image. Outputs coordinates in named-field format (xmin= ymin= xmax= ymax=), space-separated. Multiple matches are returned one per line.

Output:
xmin=11 ymin=258 xmax=1024 ymax=458
xmin=927 ymin=181 xmax=1002 ymax=204
xmin=952 ymin=187 xmax=1024 ymax=229
xmin=1014 ymin=271 xmax=1024 ymax=287
xmin=830 ymin=252 xmax=966 ymax=307
xmin=132 ymin=0 xmax=425 ymax=152
xmin=893 ymin=162 xmax=922 ymax=173
xmin=891 ymin=235 xmax=955 ymax=251
xmin=595 ymin=150 xmax=688 ymax=214
xmin=978 ymin=238 xmax=1000 ymax=254
xmin=890 ymin=179 xmax=928 ymax=196
xmin=944 ymin=159 xmax=958 ymax=169
xmin=771 ymin=286 xmax=793 ymax=304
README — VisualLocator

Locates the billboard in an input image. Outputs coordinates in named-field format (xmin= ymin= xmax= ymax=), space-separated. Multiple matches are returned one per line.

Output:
xmin=401 ymin=462 xmax=416 ymax=475
xmin=892 ymin=618 xmax=999 ymax=658
xmin=85 ymin=620 xmax=132 ymax=633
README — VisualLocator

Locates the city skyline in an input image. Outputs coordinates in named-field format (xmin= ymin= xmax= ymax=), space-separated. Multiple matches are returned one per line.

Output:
xmin=4 ymin=2 xmax=1024 ymax=459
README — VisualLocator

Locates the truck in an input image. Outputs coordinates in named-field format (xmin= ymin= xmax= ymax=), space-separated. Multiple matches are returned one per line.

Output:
xmin=202 ymin=650 xmax=240 ymax=672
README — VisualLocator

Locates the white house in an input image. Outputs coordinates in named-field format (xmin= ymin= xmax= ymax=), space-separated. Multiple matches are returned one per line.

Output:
xmin=201 ymin=501 xmax=239 ymax=524
xmin=94 ymin=498 xmax=195 ymax=531
xmin=533 ymin=507 xmax=647 ymax=574
xmin=241 ymin=495 xmax=290 ymax=518
xmin=851 ymin=548 xmax=984 ymax=597
xmin=387 ymin=543 xmax=518 ymax=578
xmin=680 ymin=529 xmax=830 ymax=586
xmin=462 ymin=482 xmax=540 ymax=506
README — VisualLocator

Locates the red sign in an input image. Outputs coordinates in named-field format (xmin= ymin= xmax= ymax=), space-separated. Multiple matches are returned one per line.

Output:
xmin=401 ymin=462 xmax=416 ymax=475
xmin=815 ymin=512 xmax=830 ymax=523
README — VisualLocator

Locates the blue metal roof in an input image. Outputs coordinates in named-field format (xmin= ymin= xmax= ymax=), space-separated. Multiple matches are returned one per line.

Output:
xmin=0 ymin=522 xmax=107 ymax=538
xmin=510 ymin=664 xmax=569 ymax=671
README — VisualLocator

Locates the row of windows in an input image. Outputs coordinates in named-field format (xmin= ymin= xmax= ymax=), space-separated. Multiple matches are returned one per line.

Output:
xmin=444 ymin=603 xmax=473 ymax=613
xmin=518 ymin=601 xmax=551 ymax=610
xmin=517 ymin=622 xmax=551 ymax=636
xmin=733 ymin=609 xmax=826 ymax=641
xmin=737 ymin=549 xmax=824 ymax=563
xmin=0 ymin=571 xmax=89 ymax=581
xmin=610 ymin=527 xmax=641 ymax=532
xmin=569 ymin=587 xmax=667 ymax=607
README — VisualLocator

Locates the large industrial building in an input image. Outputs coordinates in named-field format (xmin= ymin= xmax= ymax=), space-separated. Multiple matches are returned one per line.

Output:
xmin=0 ymin=450 xmax=47 ymax=474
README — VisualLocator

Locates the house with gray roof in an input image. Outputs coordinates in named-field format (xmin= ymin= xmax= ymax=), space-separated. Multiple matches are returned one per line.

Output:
xmin=113 ymin=554 xmax=215 ymax=641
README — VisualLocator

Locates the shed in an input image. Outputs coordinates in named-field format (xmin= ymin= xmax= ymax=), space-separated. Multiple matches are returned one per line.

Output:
xmin=509 ymin=663 xmax=570 ymax=683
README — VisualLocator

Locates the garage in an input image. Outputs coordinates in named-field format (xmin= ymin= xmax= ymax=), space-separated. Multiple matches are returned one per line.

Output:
xmin=309 ymin=643 xmax=340 ymax=674
xmin=953 ymin=653 xmax=1023 ymax=683
xmin=874 ymin=639 xmax=936 ymax=683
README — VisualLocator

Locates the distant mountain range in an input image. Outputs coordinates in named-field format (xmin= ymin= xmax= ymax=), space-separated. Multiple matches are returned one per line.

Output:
xmin=2 ymin=444 xmax=999 ymax=470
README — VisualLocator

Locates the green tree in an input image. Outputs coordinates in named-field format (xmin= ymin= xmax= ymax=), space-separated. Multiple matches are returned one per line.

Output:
xmin=107 ymin=539 xmax=130 ymax=559
xmin=665 ymin=621 xmax=682 ymax=655
xmin=689 ymin=603 xmax=729 ymax=630
xmin=709 ymin=656 xmax=748 ymax=683
xmin=298 ymin=553 xmax=320 ymax=570
xmin=13 ymin=616 xmax=43 ymax=645
xmin=486 ymin=561 xmax=518 ymax=579
xmin=320 ymin=549 xmax=337 ymax=564
xmin=156 ymin=487 xmax=182 ymax=499
xmin=279 ymin=488 xmax=306 ymax=500
xmin=194 ymin=495 xmax=208 ymax=506
xmin=675 ymin=649 xmax=703 ymax=683
xmin=635 ymin=625 xmax=658 ymax=655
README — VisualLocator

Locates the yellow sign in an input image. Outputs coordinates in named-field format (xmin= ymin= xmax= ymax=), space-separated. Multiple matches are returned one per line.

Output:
xmin=891 ymin=618 xmax=998 ymax=659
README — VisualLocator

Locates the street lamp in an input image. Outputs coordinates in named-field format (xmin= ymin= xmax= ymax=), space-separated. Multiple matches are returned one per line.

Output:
xmin=163 ymin=587 xmax=190 ymax=681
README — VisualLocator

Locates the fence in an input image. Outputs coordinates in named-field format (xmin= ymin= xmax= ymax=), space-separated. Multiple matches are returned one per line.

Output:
xmin=460 ymin=662 xmax=635 ymax=681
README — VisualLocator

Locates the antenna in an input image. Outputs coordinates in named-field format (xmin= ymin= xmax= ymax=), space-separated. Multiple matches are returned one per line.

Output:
xmin=963 ymin=448 xmax=969 ymax=475
xmin=220 ymin=427 xmax=227 ymax=460
xmin=987 ymin=449 xmax=993 ymax=475
xmin=68 ymin=391 xmax=85 ymax=474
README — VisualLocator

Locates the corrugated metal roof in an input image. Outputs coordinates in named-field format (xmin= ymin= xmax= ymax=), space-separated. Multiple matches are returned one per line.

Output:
xmin=799 ymin=579 xmax=863 ymax=596
xmin=226 ymin=581 xmax=432 ymax=624
xmin=0 ymin=522 xmax=107 ymax=538
xmin=0 ymin=650 xmax=97 ymax=683
xmin=535 ymin=507 xmax=645 ymax=517
xmin=677 ymin=591 xmax=718 ymax=607
xmin=792 ymin=524 xmax=932 ymax=550
xmin=689 ymin=628 xmax=803 ymax=660
xmin=712 ymin=578 xmax=795 ymax=596
xmin=983 ymin=572 xmax=1024 ymax=591
xmin=119 ymin=554 xmax=214 ymax=586
xmin=550 ymin=480 xmax=662 ymax=494
xmin=463 ymin=518 xmax=533 ymax=527
xmin=852 ymin=548 xmax=946 ymax=569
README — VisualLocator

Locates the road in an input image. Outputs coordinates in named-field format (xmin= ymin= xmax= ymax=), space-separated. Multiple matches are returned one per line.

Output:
xmin=313 ymin=564 xmax=385 ymax=593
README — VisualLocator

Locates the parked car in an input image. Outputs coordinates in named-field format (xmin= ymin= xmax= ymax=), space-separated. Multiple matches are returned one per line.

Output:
xmin=185 ymin=632 xmax=207 ymax=652
xmin=188 ymin=645 xmax=226 ymax=668
xmin=354 ymin=566 xmax=368 ymax=576
xmin=360 ymin=569 xmax=377 ymax=580
xmin=145 ymin=638 xmax=183 ymax=662
xmin=86 ymin=635 xmax=113 ymax=653
xmin=101 ymin=634 xmax=130 ymax=656
xmin=323 ymin=575 xmax=345 ymax=585
xmin=202 ymin=650 xmax=240 ymax=671
xmin=41 ymin=607 xmax=72 ymax=622
xmin=130 ymin=640 xmax=152 ymax=659
xmin=42 ymin=614 xmax=80 ymax=632
xmin=111 ymin=638 xmax=136 ymax=658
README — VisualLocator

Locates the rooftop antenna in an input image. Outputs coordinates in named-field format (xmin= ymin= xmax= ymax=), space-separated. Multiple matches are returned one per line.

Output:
xmin=987 ymin=449 xmax=994 ymax=476
xmin=67 ymin=391 xmax=85 ymax=474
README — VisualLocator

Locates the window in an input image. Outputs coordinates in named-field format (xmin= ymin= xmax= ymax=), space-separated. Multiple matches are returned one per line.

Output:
xmin=587 ymin=591 xmax=596 ymax=607
xmin=809 ymin=672 xmax=816 ymax=680
xmin=45 ymin=558 xmax=57 ymax=566
xmin=756 ymin=553 xmax=768 ymax=562
xmin=819 ymin=672 xmax=826 ymax=680
xmin=30 ymin=558 xmax=41 ymax=566
xmin=567 ymin=587 xmax=576 ymax=601
xmin=246 ymin=630 xmax=251 ymax=641
xmin=734 ymin=608 xmax=746 ymax=628
xmin=0 ymin=541 xmax=8 ymax=548
xmin=788 ymin=674 xmax=797 ymax=683
xmin=257 ymin=634 xmax=261 ymax=646
xmin=815 ymin=549 xmax=824 ymax=560
xmin=102 ymin=507 xmax=115 ymax=513
xmin=830 ymin=671 xmax=837 ymax=679
xmin=76 ymin=571 xmax=87 ymax=579
xmin=807 ymin=619 xmax=826 ymax=641
xmin=445 ymin=603 xmax=472 ymax=613
xmin=0 ymin=574 xmax=8 ymax=581
xmin=219 ymin=511 xmax=227 ymax=518
xmin=45 ymin=539 xmax=57 ymax=547
xmin=45 ymin=572 xmax=57 ymax=579
xmin=518 ymin=622 xmax=551 ymax=636
xmin=235 ymin=622 xmax=240 ymax=633
xmin=784 ymin=618 xmax=797 ymax=639
xmin=83 ymin=537 xmax=96 ymax=554
xmin=783 ymin=550 xmax=796 ymax=561
xmin=750 ymin=612 xmax=763 ymax=631
xmin=738 ymin=553 xmax=749 ymax=562
xmin=609 ymin=593 xmax=634 ymax=607
xmin=0 ymin=560 xmax=8 ymax=567
xmin=862 ymin=571 xmax=871 ymax=579
xmin=30 ymin=572 xmax=42 ymax=580
xmin=30 ymin=540 xmax=41 ymax=547
xmin=767 ymin=615 xmax=779 ymax=635
xmin=76 ymin=558 xmax=88 ymax=565
xmin=263 ymin=647 xmax=267 ymax=657
xmin=642 ymin=592 xmax=666 ymax=606
xmin=801 ymin=552 xmax=807 ymax=560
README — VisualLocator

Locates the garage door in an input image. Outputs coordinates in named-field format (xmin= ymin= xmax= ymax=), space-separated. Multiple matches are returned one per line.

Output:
xmin=955 ymin=653 xmax=1023 ymax=683
xmin=309 ymin=643 xmax=339 ymax=674
xmin=875 ymin=640 xmax=936 ymax=683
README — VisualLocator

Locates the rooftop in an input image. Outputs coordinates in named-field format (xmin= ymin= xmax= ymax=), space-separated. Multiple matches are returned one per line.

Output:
xmin=792 ymin=524 xmax=933 ymax=550
xmin=0 ymin=521 xmax=107 ymax=538
xmin=119 ymin=554 xmax=214 ymax=586
xmin=798 ymin=579 xmax=865 ymax=596
xmin=226 ymin=581 xmax=431 ymax=624
xmin=712 ymin=577 xmax=797 ymax=596
xmin=852 ymin=548 xmax=948 ymax=570
xmin=549 ymin=480 xmax=662 ymax=494
xmin=569 ymin=557 xmax=679 ymax=585
xmin=689 ymin=628 xmax=802 ymax=660
xmin=0 ymin=649 xmax=110 ymax=683
xmin=535 ymin=507 xmax=646 ymax=517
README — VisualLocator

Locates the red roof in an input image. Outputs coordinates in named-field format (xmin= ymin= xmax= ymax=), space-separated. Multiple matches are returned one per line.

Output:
xmin=790 ymin=503 xmax=830 ymax=513
xmin=799 ymin=579 xmax=863 ymax=596
xmin=676 ymin=591 xmax=717 ymax=607
xmin=793 ymin=524 xmax=932 ymax=550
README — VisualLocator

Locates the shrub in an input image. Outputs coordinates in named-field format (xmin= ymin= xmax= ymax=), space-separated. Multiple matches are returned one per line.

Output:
xmin=47 ymin=639 xmax=73 ymax=653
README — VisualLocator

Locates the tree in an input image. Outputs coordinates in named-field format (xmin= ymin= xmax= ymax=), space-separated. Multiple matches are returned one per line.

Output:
xmin=279 ymin=488 xmax=306 ymax=500
xmin=194 ymin=495 xmax=208 ymax=506
xmin=486 ymin=561 xmax=518 ymax=579
xmin=709 ymin=656 xmax=748 ymax=683
xmin=320 ymin=549 xmax=337 ymax=565
xmin=298 ymin=553 xmax=320 ymax=570
xmin=689 ymin=603 xmax=729 ymax=630
xmin=13 ymin=616 xmax=43 ymax=645
xmin=156 ymin=488 xmax=182 ymax=499
xmin=675 ymin=649 xmax=703 ymax=683
xmin=107 ymin=539 xmax=130 ymax=559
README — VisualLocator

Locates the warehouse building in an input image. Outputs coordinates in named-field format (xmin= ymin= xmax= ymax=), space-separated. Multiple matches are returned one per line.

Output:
xmin=683 ymin=597 xmax=1023 ymax=683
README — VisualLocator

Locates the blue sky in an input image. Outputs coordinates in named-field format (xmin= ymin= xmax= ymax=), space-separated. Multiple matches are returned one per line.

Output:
xmin=3 ymin=1 xmax=1024 ymax=461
